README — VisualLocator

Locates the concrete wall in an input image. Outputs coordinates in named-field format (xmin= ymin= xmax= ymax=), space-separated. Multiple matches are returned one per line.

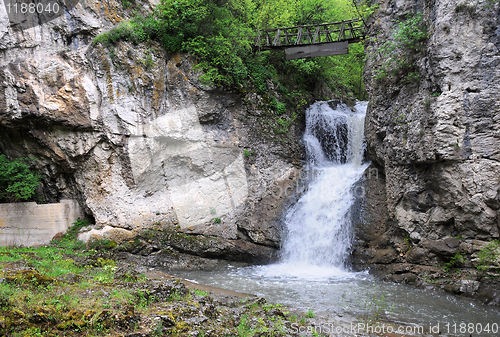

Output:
xmin=0 ymin=199 xmax=82 ymax=246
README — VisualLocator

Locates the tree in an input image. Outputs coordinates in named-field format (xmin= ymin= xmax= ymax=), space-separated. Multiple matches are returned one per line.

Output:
xmin=0 ymin=155 xmax=40 ymax=202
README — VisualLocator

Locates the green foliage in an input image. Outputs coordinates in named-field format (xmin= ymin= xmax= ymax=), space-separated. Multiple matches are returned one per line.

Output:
xmin=214 ymin=217 xmax=221 ymax=224
xmin=392 ymin=13 xmax=428 ymax=51
xmin=372 ymin=13 xmax=428 ymax=82
xmin=244 ymin=149 xmax=251 ymax=157
xmin=193 ymin=289 xmax=209 ymax=296
xmin=403 ymin=71 xmax=419 ymax=83
xmin=94 ymin=0 xmax=372 ymax=100
xmin=444 ymin=253 xmax=464 ymax=272
xmin=237 ymin=315 xmax=255 ymax=336
xmin=0 ymin=154 xmax=40 ymax=202
xmin=88 ymin=239 xmax=118 ymax=251
xmin=51 ymin=218 xmax=89 ymax=250
xmin=404 ymin=236 xmax=413 ymax=249
xmin=305 ymin=308 xmax=315 ymax=318
xmin=476 ymin=240 xmax=500 ymax=271
xmin=141 ymin=52 xmax=154 ymax=68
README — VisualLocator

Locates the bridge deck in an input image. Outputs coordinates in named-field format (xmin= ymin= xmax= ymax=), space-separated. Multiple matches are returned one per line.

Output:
xmin=254 ymin=19 xmax=366 ymax=53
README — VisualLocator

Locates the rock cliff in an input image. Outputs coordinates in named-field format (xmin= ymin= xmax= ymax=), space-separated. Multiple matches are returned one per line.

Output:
xmin=355 ymin=0 xmax=500 ymax=303
xmin=0 ymin=0 xmax=306 ymax=263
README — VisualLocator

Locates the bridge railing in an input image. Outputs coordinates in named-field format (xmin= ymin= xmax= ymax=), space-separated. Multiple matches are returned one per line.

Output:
xmin=254 ymin=19 xmax=366 ymax=50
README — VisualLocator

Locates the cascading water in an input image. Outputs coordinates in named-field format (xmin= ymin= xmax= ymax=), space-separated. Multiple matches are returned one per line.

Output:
xmin=286 ymin=102 xmax=368 ymax=262
xmin=261 ymin=101 xmax=369 ymax=279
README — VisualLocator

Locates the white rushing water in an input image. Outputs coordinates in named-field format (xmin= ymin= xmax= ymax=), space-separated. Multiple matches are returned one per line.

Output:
xmin=256 ymin=101 xmax=369 ymax=280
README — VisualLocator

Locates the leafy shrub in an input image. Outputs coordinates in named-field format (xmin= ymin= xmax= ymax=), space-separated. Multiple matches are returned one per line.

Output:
xmin=476 ymin=240 xmax=500 ymax=271
xmin=444 ymin=253 xmax=464 ymax=272
xmin=51 ymin=218 xmax=89 ymax=250
xmin=0 ymin=154 xmax=40 ymax=202
xmin=373 ymin=13 xmax=428 ymax=81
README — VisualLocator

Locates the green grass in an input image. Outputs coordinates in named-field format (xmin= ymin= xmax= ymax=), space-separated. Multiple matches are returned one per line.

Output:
xmin=194 ymin=289 xmax=209 ymax=296
xmin=305 ymin=308 xmax=315 ymax=318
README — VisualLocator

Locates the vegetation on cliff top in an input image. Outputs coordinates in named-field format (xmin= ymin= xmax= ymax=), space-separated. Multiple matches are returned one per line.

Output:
xmin=94 ymin=0 xmax=375 ymax=101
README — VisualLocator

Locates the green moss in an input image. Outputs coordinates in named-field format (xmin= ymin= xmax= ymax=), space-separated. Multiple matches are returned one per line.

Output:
xmin=3 ymin=270 xmax=55 ymax=287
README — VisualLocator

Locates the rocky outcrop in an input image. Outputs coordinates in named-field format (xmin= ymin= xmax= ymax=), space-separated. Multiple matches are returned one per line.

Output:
xmin=0 ymin=0 xmax=306 ymax=260
xmin=355 ymin=0 xmax=500 ymax=303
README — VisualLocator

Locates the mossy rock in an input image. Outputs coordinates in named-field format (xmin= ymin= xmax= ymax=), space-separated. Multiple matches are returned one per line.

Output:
xmin=83 ymin=310 xmax=96 ymax=320
xmin=158 ymin=311 xmax=175 ymax=327
xmin=3 ymin=269 xmax=55 ymax=286
xmin=56 ymin=319 xmax=86 ymax=330
xmin=87 ymin=238 xmax=118 ymax=251
xmin=29 ymin=312 xmax=49 ymax=323
xmin=66 ymin=309 xmax=82 ymax=321
xmin=0 ymin=315 xmax=9 ymax=329
xmin=175 ymin=321 xmax=191 ymax=332
xmin=8 ymin=309 xmax=25 ymax=326
xmin=93 ymin=309 xmax=114 ymax=328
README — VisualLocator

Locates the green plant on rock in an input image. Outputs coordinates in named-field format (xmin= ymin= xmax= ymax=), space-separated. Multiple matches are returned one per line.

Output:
xmin=51 ymin=218 xmax=88 ymax=250
xmin=305 ymin=308 xmax=315 ymax=318
xmin=142 ymin=53 xmax=154 ymax=68
xmin=373 ymin=12 xmax=428 ymax=82
xmin=237 ymin=314 xmax=255 ymax=337
xmin=404 ymin=236 xmax=413 ymax=249
xmin=193 ymin=289 xmax=209 ymax=296
xmin=0 ymin=154 xmax=40 ymax=202
xmin=444 ymin=253 xmax=465 ymax=272
xmin=476 ymin=240 xmax=500 ymax=271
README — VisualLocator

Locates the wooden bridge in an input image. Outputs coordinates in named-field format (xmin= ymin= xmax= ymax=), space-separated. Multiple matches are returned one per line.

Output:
xmin=254 ymin=19 xmax=366 ymax=60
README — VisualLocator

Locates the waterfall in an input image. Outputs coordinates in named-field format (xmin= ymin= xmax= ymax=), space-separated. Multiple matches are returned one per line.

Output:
xmin=261 ymin=101 xmax=369 ymax=279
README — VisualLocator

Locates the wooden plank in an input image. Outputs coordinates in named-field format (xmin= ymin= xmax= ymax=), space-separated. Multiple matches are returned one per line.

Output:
xmin=312 ymin=27 xmax=320 ymax=43
xmin=285 ymin=41 xmax=348 ymax=60
xmin=260 ymin=19 xmax=361 ymax=31
xmin=273 ymin=29 xmax=281 ymax=46
xmin=295 ymin=27 xmax=302 ymax=45
xmin=338 ymin=22 xmax=345 ymax=41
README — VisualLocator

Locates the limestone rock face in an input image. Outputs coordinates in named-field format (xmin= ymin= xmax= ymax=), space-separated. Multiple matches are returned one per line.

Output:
xmin=0 ymin=0 xmax=305 ymax=257
xmin=357 ymin=0 xmax=500 ymax=301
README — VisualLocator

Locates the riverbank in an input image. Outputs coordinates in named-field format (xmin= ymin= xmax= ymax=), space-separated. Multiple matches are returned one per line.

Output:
xmin=0 ymin=227 xmax=386 ymax=337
